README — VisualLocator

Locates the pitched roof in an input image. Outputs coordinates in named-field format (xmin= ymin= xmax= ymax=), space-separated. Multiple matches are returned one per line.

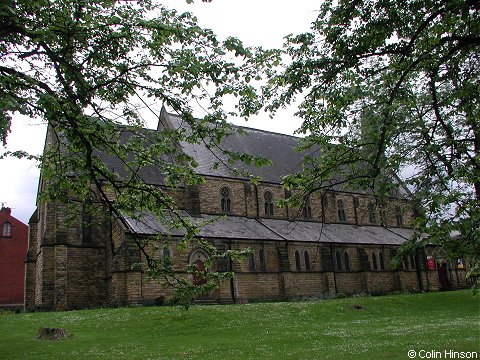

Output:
xmin=122 ymin=211 xmax=418 ymax=246
xmin=159 ymin=111 xmax=310 ymax=184
xmin=96 ymin=126 xmax=175 ymax=186
xmin=122 ymin=211 xmax=284 ymax=241
xmin=96 ymin=111 xmax=308 ymax=186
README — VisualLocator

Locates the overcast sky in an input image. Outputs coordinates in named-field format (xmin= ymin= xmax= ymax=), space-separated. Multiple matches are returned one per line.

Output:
xmin=0 ymin=1 xmax=321 ymax=223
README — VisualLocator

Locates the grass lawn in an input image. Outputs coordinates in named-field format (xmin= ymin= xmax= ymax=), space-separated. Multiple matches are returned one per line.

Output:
xmin=1 ymin=290 xmax=479 ymax=360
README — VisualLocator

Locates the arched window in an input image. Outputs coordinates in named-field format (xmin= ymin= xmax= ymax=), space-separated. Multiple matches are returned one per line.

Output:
xmin=248 ymin=253 xmax=255 ymax=271
xmin=337 ymin=199 xmax=346 ymax=222
xmin=2 ymin=222 xmax=12 ymax=237
xmin=335 ymin=251 xmax=342 ymax=271
xmin=344 ymin=252 xmax=350 ymax=271
xmin=395 ymin=206 xmax=404 ymax=226
xmin=322 ymin=193 xmax=329 ymax=209
xmin=368 ymin=202 xmax=377 ymax=224
xmin=264 ymin=191 xmax=274 ymax=216
xmin=81 ymin=203 xmax=93 ymax=243
xmin=220 ymin=186 xmax=232 ymax=213
xmin=259 ymin=248 xmax=266 ymax=272
xmin=379 ymin=252 xmax=385 ymax=270
xmin=295 ymin=250 xmax=301 ymax=271
xmin=372 ymin=252 xmax=378 ymax=270
xmin=409 ymin=254 xmax=416 ymax=269
xmin=162 ymin=248 xmax=172 ymax=267
xmin=304 ymin=251 xmax=311 ymax=271
xmin=302 ymin=196 xmax=312 ymax=219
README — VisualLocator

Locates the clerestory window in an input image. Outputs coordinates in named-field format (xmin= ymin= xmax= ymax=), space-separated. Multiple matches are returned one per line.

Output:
xmin=395 ymin=206 xmax=404 ymax=226
xmin=302 ymin=197 xmax=312 ymax=219
xmin=337 ymin=199 xmax=346 ymax=222
xmin=264 ymin=191 xmax=274 ymax=216
xmin=368 ymin=202 xmax=377 ymax=224
xmin=220 ymin=186 xmax=232 ymax=213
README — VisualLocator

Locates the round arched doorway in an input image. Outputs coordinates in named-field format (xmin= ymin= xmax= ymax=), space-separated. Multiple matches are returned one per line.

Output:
xmin=189 ymin=248 xmax=209 ymax=286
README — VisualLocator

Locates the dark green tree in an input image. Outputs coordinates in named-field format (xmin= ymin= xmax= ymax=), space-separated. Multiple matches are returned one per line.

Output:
xmin=0 ymin=0 xmax=266 ymax=304
xmin=265 ymin=0 xmax=479 ymax=279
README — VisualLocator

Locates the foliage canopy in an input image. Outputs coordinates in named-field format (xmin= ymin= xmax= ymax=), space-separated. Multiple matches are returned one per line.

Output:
xmin=0 ymin=0 xmax=272 ymax=303
xmin=265 ymin=0 xmax=479 ymax=274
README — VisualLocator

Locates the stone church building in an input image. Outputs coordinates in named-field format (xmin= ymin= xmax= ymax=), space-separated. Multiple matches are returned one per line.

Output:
xmin=25 ymin=110 xmax=469 ymax=310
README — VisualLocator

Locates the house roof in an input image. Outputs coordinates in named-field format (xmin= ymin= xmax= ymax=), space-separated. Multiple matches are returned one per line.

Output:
xmin=122 ymin=211 xmax=418 ymax=246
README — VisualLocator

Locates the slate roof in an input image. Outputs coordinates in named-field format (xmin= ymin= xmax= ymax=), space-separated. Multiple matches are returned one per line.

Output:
xmin=122 ymin=212 xmax=284 ymax=241
xmin=97 ymin=111 xmax=309 ymax=185
xmin=258 ymin=218 xmax=418 ymax=245
xmin=160 ymin=111 xmax=310 ymax=184
xmin=116 ymin=110 xmax=418 ymax=246
xmin=96 ymin=126 xmax=175 ymax=186
xmin=122 ymin=211 xmax=418 ymax=246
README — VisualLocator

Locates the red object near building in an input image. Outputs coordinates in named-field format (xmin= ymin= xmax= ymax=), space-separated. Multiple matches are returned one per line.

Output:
xmin=426 ymin=255 xmax=436 ymax=270
xmin=0 ymin=207 xmax=28 ymax=306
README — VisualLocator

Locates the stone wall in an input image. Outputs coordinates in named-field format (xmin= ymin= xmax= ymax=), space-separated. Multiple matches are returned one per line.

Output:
xmin=193 ymin=176 xmax=416 ymax=228
xmin=25 ymin=200 xmax=110 ymax=310
xmin=25 ymin=175 xmax=467 ymax=310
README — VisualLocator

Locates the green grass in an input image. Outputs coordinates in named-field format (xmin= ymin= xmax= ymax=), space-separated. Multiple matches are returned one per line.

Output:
xmin=1 ymin=290 xmax=479 ymax=360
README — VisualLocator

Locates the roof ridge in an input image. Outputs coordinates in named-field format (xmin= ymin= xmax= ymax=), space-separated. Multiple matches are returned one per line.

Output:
xmin=165 ymin=110 xmax=300 ymax=139
xmin=231 ymin=123 xmax=300 ymax=139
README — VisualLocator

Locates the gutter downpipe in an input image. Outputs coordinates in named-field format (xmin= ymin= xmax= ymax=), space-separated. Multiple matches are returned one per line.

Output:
xmin=228 ymin=240 xmax=236 ymax=304
xmin=330 ymin=242 xmax=338 ymax=294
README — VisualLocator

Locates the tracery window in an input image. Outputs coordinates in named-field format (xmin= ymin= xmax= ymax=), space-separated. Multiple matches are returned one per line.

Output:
xmin=220 ymin=186 xmax=232 ymax=213
xmin=337 ymin=199 xmax=346 ymax=222
xmin=322 ymin=194 xmax=329 ymax=209
xmin=302 ymin=197 xmax=312 ymax=219
xmin=264 ymin=191 xmax=274 ymax=216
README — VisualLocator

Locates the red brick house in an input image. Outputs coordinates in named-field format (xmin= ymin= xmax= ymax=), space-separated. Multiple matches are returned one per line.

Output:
xmin=25 ymin=110 xmax=469 ymax=310
xmin=0 ymin=206 xmax=28 ymax=307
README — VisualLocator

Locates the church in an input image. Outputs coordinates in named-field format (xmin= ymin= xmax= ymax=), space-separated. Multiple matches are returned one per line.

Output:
xmin=24 ymin=109 xmax=469 ymax=310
